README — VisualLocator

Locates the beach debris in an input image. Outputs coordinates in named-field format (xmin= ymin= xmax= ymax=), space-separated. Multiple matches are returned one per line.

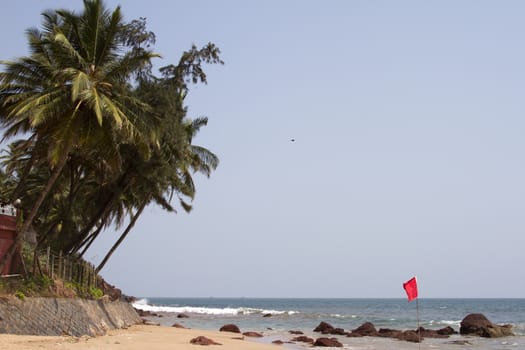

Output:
xmin=219 ymin=324 xmax=241 ymax=333
xmin=460 ymin=313 xmax=514 ymax=338
xmin=177 ymin=313 xmax=190 ymax=318
xmin=242 ymin=331 xmax=263 ymax=337
xmin=190 ymin=336 xmax=222 ymax=346
xmin=313 ymin=337 xmax=343 ymax=347
xmin=291 ymin=335 xmax=314 ymax=344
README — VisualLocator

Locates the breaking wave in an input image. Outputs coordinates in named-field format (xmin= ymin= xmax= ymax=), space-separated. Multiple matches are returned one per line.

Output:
xmin=132 ymin=298 xmax=297 ymax=316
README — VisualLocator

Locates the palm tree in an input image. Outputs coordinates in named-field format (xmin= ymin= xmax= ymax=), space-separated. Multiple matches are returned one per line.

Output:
xmin=0 ymin=0 xmax=159 ymax=270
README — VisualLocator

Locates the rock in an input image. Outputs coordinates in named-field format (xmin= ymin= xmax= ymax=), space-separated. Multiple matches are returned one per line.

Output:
xmin=142 ymin=319 xmax=160 ymax=326
xmin=171 ymin=323 xmax=186 ymax=328
xmin=263 ymin=313 xmax=272 ymax=318
xmin=272 ymin=340 xmax=284 ymax=345
xmin=289 ymin=330 xmax=303 ymax=335
xmin=437 ymin=326 xmax=457 ymax=336
xmin=291 ymin=336 xmax=314 ymax=343
xmin=314 ymin=321 xmax=335 ymax=333
xmin=330 ymin=328 xmax=347 ymax=335
xmin=398 ymin=330 xmax=421 ymax=343
xmin=460 ymin=313 xmax=514 ymax=338
xmin=314 ymin=337 xmax=343 ymax=347
xmin=219 ymin=324 xmax=241 ymax=333
xmin=417 ymin=327 xmax=450 ymax=338
xmin=190 ymin=336 xmax=222 ymax=345
xmin=242 ymin=331 xmax=263 ymax=337
xmin=377 ymin=328 xmax=402 ymax=338
xmin=98 ymin=279 xmax=122 ymax=301
xmin=177 ymin=313 xmax=190 ymax=318
xmin=351 ymin=322 xmax=377 ymax=336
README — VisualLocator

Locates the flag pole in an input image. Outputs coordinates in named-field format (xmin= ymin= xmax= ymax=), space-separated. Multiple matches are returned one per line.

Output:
xmin=403 ymin=276 xmax=421 ymax=349
xmin=416 ymin=297 xmax=421 ymax=349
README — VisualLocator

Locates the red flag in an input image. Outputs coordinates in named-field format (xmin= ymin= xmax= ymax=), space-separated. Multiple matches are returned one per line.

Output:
xmin=403 ymin=277 xmax=418 ymax=302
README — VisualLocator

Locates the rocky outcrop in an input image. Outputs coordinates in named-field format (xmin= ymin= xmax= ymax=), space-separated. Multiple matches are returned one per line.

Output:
xmin=460 ymin=313 xmax=513 ymax=338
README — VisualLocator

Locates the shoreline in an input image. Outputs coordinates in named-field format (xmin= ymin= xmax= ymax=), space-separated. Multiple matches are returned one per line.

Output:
xmin=0 ymin=324 xmax=282 ymax=350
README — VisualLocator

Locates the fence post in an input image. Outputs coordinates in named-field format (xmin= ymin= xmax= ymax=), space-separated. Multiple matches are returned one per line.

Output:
xmin=46 ymin=247 xmax=50 ymax=272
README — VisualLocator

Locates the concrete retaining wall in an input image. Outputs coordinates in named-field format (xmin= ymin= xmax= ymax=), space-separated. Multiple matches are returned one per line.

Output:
xmin=0 ymin=297 xmax=141 ymax=336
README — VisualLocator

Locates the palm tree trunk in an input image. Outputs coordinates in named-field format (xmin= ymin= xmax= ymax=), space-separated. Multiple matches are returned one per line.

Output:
xmin=96 ymin=199 xmax=147 ymax=273
xmin=67 ymin=167 xmax=134 ymax=254
xmin=77 ymin=222 xmax=105 ymax=257
xmin=0 ymin=148 xmax=70 ymax=273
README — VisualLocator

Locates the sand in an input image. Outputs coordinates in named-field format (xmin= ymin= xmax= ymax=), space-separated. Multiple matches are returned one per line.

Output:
xmin=0 ymin=325 xmax=282 ymax=350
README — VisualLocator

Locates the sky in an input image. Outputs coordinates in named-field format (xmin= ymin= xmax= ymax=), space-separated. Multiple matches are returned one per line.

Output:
xmin=1 ymin=1 xmax=524 ymax=298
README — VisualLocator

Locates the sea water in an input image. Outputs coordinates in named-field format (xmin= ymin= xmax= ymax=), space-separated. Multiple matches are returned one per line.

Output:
xmin=133 ymin=298 xmax=525 ymax=349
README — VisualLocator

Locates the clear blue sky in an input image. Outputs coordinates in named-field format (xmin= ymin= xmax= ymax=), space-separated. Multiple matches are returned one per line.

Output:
xmin=1 ymin=1 xmax=524 ymax=298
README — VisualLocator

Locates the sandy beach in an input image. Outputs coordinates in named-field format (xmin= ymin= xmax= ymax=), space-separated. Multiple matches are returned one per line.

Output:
xmin=0 ymin=325 xmax=280 ymax=350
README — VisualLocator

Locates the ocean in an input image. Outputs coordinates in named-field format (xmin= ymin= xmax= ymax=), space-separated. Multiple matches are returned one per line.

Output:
xmin=133 ymin=298 xmax=525 ymax=349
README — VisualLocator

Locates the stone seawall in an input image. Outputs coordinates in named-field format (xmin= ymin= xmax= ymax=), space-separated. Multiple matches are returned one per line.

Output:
xmin=0 ymin=297 xmax=141 ymax=336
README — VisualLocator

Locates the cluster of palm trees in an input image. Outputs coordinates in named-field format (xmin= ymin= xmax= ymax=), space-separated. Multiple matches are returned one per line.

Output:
xmin=0 ymin=0 xmax=221 ymax=273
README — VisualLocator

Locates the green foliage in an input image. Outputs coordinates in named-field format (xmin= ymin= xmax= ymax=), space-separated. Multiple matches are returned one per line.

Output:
xmin=0 ymin=0 xmax=221 ymax=272
xmin=89 ymin=286 xmax=104 ymax=299
xmin=14 ymin=290 xmax=25 ymax=300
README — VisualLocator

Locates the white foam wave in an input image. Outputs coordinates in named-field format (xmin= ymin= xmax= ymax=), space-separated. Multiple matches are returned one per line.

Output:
xmin=429 ymin=319 xmax=461 ymax=327
xmin=132 ymin=299 xmax=296 ymax=316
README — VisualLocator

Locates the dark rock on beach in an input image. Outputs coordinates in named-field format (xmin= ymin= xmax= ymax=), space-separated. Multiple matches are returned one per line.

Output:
xmin=171 ymin=323 xmax=186 ymax=328
xmin=263 ymin=313 xmax=272 ymax=318
xmin=177 ymin=313 xmax=190 ymax=318
xmin=460 ymin=313 xmax=514 ymax=338
xmin=417 ymin=326 xmax=453 ymax=338
xmin=242 ymin=331 xmax=263 ymax=337
xmin=289 ymin=330 xmax=304 ymax=335
xmin=190 ymin=336 xmax=222 ymax=346
xmin=314 ymin=337 xmax=343 ymax=347
xmin=313 ymin=321 xmax=335 ymax=334
xmin=437 ymin=326 xmax=457 ymax=336
xmin=398 ymin=330 xmax=421 ymax=343
xmin=377 ymin=328 xmax=403 ymax=338
xmin=351 ymin=322 xmax=378 ymax=336
xmin=292 ymin=335 xmax=314 ymax=343
xmin=219 ymin=324 xmax=241 ymax=333
xmin=331 ymin=327 xmax=347 ymax=335
xmin=142 ymin=319 xmax=160 ymax=326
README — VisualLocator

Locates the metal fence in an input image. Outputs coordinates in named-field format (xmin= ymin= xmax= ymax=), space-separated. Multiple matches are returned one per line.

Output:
xmin=37 ymin=247 xmax=98 ymax=289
